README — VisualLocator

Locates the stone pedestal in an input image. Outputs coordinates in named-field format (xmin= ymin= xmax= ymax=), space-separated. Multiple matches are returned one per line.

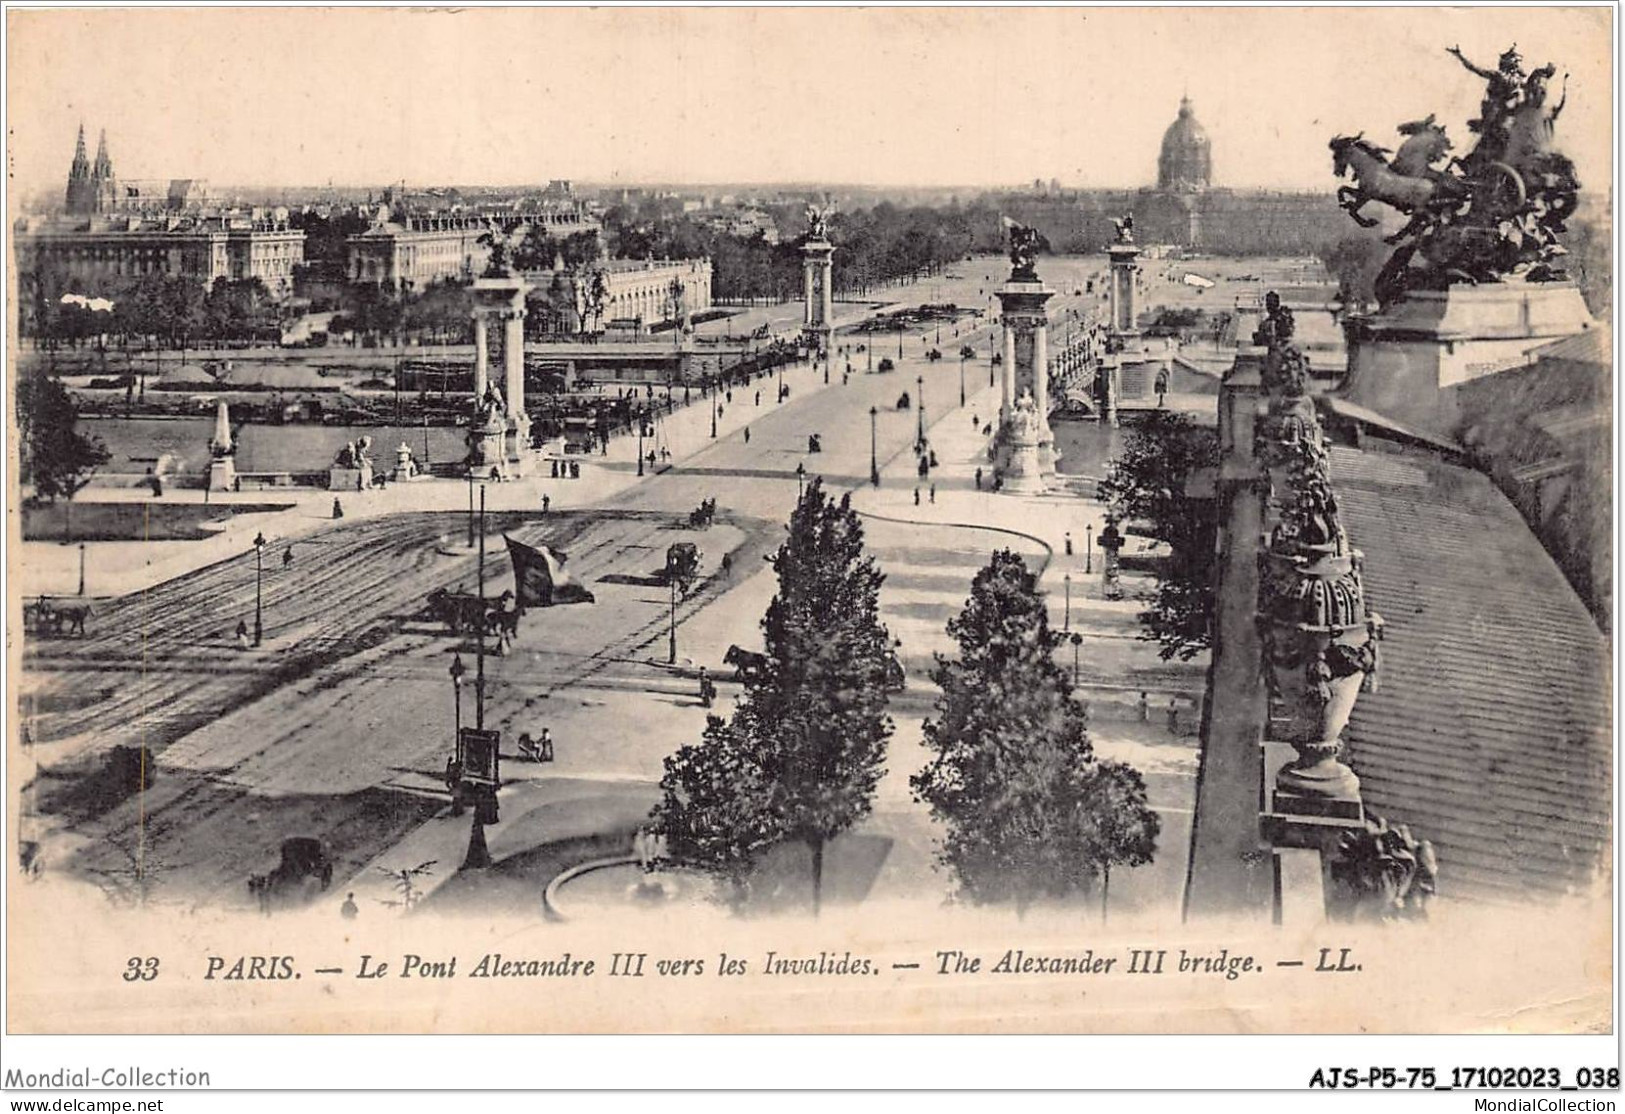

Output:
xmin=206 ymin=457 xmax=237 ymax=493
xmin=995 ymin=281 xmax=1056 ymax=476
xmin=328 ymin=462 xmax=372 ymax=492
xmin=468 ymin=412 xmax=508 ymax=481
xmin=1002 ymin=435 xmax=1045 ymax=494
xmin=1343 ymin=281 xmax=1595 ymax=438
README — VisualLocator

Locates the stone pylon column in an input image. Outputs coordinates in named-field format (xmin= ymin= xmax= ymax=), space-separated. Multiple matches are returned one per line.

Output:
xmin=469 ymin=275 xmax=530 ymax=478
xmin=996 ymin=280 xmax=1056 ymax=478
xmin=1108 ymin=238 xmax=1141 ymax=337
xmin=801 ymin=236 xmax=835 ymax=357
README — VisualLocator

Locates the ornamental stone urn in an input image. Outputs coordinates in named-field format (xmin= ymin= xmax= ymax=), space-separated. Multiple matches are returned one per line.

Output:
xmin=1260 ymin=544 xmax=1380 ymax=802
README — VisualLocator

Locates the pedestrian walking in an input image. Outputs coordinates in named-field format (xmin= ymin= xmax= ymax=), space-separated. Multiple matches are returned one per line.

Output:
xmin=1138 ymin=692 xmax=1150 ymax=722
xmin=743 ymin=426 xmax=751 ymax=444
xmin=1065 ymin=532 xmax=1073 ymax=556
xmin=974 ymin=467 xmax=983 ymax=490
xmin=1167 ymin=698 xmax=1181 ymax=735
xmin=754 ymin=390 xmax=761 ymax=406
xmin=332 ymin=498 xmax=344 ymax=519
xmin=914 ymin=487 xmax=921 ymax=506
xmin=235 ymin=619 xmax=250 ymax=650
xmin=283 ymin=546 xmax=294 ymax=569
xmin=929 ymin=484 xmax=936 ymax=504
xmin=541 ymin=493 xmax=551 ymax=514
xmin=972 ymin=413 xmax=978 ymax=430
xmin=340 ymin=893 xmax=358 ymax=920
xmin=1155 ymin=366 xmax=1170 ymax=408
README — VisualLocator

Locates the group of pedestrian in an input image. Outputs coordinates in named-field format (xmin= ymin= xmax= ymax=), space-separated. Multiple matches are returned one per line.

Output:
xmin=549 ymin=459 xmax=583 ymax=480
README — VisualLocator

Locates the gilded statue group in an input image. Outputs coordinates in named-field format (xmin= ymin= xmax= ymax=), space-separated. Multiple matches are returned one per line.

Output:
xmin=1331 ymin=44 xmax=1579 ymax=305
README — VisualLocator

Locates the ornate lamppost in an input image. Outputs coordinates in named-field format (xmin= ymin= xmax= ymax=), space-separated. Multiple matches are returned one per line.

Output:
xmin=667 ymin=566 xmax=678 ymax=665
xmin=915 ymin=375 xmax=926 ymax=450
xmin=1086 ymin=523 xmax=1094 ymax=574
xmin=1064 ymin=572 xmax=1071 ymax=631
xmin=252 ymin=532 xmax=266 ymax=646
xmin=637 ymin=413 xmax=645 ymax=476
xmin=449 ymin=652 xmax=465 ymax=738
xmin=1070 ymin=631 xmax=1083 ymax=686
xmin=959 ymin=350 xmax=966 ymax=408
xmin=796 ymin=461 xmax=806 ymax=499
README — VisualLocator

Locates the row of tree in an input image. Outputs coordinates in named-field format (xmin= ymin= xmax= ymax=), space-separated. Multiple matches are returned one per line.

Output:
xmin=22 ymin=268 xmax=286 ymax=353
xmin=651 ymin=480 xmax=1159 ymax=915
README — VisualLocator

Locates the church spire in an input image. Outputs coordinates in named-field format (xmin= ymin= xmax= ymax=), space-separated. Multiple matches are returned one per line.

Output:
xmin=92 ymin=128 xmax=112 ymax=178
xmin=65 ymin=123 xmax=93 ymax=213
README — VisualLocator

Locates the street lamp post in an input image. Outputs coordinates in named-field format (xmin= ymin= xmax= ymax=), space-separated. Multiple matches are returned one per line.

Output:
xmin=959 ymin=353 xmax=966 ymax=408
xmin=466 ymin=473 xmax=475 ymax=548
xmin=869 ymin=405 xmax=880 ymax=487
xmin=711 ymin=400 xmax=718 ymax=439
xmin=897 ymin=323 xmax=904 ymax=360
xmin=1070 ymin=632 xmax=1083 ymax=686
xmin=867 ymin=339 xmax=873 ymax=374
xmin=449 ymin=653 xmax=465 ymax=738
xmin=637 ymin=416 xmax=645 ymax=476
xmin=1064 ymin=573 xmax=1071 ymax=631
xmin=78 ymin=543 xmax=86 ymax=597
xmin=1086 ymin=523 xmax=1094 ymax=574
xmin=916 ymin=375 xmax=925 ymax=449
xmin=796 ymin=461 xmax=806 ymax=500
xmin=252 ymin=532 xmax=266 ymax=646
xmin=667 ymin=571 xmax=678 ymax=665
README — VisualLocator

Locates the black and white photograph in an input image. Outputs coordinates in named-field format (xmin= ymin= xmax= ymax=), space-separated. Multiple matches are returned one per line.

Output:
xmin=1 ymin=3 xmax=1616 ymax=1095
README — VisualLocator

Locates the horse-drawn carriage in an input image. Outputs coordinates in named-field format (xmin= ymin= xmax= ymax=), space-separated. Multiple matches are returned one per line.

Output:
xmin=24 ymin=597 xmax=90 ymax=637
xmin=248 ymin=836 xmax=334 ymax=913
xmin=665 ymin=542 xmax=702 ymax=597
xmin=425 ymin=587 xmax=519 ymax=640
xmin=687 ymin=498 xmax=717 ymax=530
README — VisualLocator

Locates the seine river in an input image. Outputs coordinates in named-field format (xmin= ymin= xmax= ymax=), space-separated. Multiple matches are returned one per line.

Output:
xmin=84 ymin=417 xmax=472 ymax=477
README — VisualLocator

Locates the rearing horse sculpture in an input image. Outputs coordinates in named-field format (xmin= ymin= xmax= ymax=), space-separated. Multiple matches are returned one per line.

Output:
xmin=1330 ymin=130 xmax=1451 ymax=228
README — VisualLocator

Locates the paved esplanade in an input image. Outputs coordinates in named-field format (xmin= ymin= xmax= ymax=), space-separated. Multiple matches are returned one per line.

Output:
xmin=22 ymin=266 xmax=1198 ymax=916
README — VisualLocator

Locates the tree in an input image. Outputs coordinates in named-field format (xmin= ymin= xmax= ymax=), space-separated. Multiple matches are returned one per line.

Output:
xmin=754 ymin=478 xmax=894 ymax=914
xmin=649 ymin=713 xmax=781 ymax=913
xmin=1096 ymin=411 xmax=1220 ymax=660
xmin=912 ymin=550 xmax=1160 ymax=914
xmin=1077 ymin=760 xmax=1159 ymax=921
xmin=651 ymin=479 xmax=895 ymax=916
xmin=18 ymin=368 xmax=110 ymax=512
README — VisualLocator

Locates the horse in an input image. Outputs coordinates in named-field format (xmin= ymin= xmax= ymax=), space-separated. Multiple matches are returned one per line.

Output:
xmin=724 ymin=644 xmax=769 ymax=682
xmin=1330 ymin=134 xmax=1441 ymax=227
xmin=486 ymin=590 xmax=521 ymax=646
xmin=1390 ymin=115 xmax=1455 ymax=178
xmin=53 ymin=603 xmax=91 ymax=637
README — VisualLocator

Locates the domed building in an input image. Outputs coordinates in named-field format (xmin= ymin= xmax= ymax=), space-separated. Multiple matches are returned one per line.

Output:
xmin=1158 ymin=96 xmax=1212 ymax=193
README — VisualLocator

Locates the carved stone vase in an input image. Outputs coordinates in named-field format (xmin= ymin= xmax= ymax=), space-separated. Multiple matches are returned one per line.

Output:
xmin=1260 ymin=547 xmax=1377 ymax=802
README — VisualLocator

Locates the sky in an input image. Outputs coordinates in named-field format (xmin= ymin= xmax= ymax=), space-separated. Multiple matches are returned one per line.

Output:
xmin=5 ymin=6 xmax=1614 ymax=202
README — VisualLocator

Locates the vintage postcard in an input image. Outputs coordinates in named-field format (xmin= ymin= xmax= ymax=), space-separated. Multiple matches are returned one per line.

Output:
xmin=3 ymin=4 xmax=1614 ymax=1058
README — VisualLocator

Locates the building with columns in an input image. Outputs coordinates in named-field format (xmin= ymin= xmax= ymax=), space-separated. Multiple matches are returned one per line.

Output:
xmin=521 ymin=258 xmax=713 ymax=335
xmin=14 ymin=212 xmax=305 ymax=299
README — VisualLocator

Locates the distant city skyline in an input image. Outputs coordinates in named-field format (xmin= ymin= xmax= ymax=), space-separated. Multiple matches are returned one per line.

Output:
xmin=7 ymin=7 xmax=1613 ymax=204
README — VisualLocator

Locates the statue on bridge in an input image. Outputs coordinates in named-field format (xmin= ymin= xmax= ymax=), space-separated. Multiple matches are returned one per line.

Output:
xmin=805 ymin=204 xmax=829 ymax=241
xmin=1331 ymin=43 xmax=1579 ymax=306
xmin=1005 ymin=220 xmax=1041 ymax=282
